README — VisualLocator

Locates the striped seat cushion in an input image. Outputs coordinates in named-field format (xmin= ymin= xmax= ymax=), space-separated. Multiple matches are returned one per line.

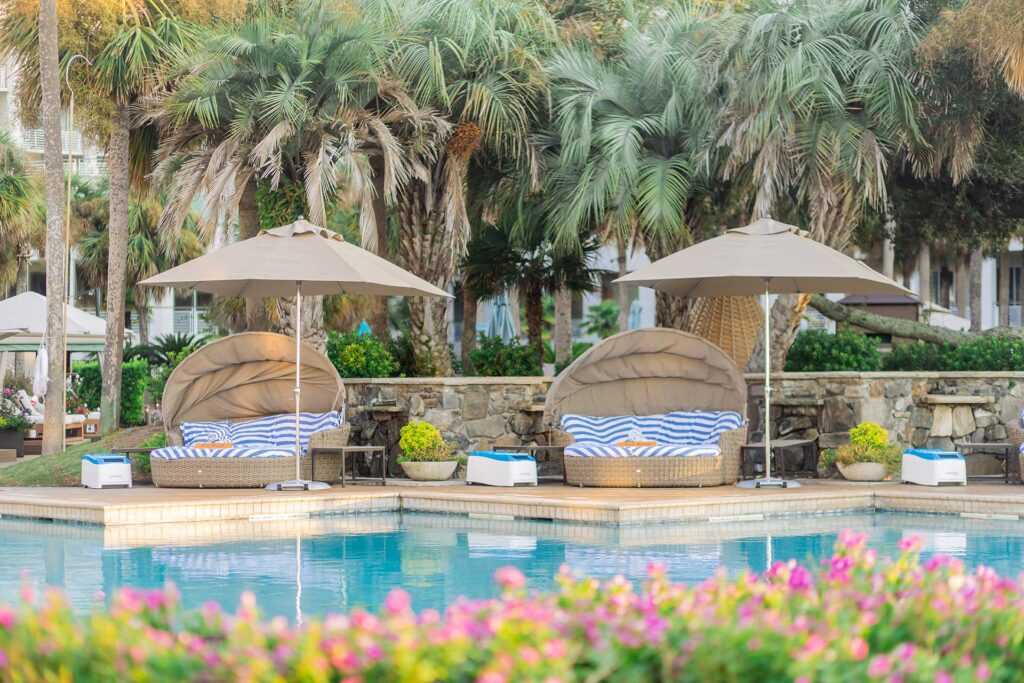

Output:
xmin=565 ymin=443 xmax=721 ymax=458
xmin=151 ymin=446 xmax=297 ymax=461
xmin=227 ymin=411 xmax=342 ymax=449
xmin=181 ymin=420 xmax=231 ymax=447
xmin=560 ymin=410 xmax=742 ymax=452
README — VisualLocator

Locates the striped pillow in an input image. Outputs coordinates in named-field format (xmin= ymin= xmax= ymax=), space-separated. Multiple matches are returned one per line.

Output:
xmin=638 ymin=410 xmax=743 ymax=446
xmin=560 ymin=414 xmax=636 ymax=444
xmin=180 ymin=420 xmax=231 ymax=447
xmin=273 ymin=411 xmax=342 ymax=450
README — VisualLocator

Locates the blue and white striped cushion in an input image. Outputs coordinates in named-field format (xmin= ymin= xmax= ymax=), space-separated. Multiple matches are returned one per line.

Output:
xmin=565 ymin=443 xmax=721 ymax=458
xmin=638 ymin=410 xmax=743 ymax=445
xmin=180 ymin=420 xmax=231 ymax=447
xmin=150 ymin=446 xmax=296 ymax=461
xmin=271 ymin=411 xmax=341 ymax=449
xmin=228 ymin=411 xmax=342 ymax=450
xmin=560 ymin=414 xmax=636 ymax=444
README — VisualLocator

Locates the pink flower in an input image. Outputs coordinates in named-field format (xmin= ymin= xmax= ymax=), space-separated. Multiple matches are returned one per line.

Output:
xmin=494 ymin=566 xmax=526 ymax=591
xmin=477 ymin=673 xmax=506 ymax=683
xmin=802 ymin=634 xmax=827 ymax=656
xmin=543 ymin=639 xmax=567 ymax=659
xmin=934 ymin=672 xmax=952 ymax=683
xmin=788 ymin=565 xmax=814 ymax=591
xmin=849 ymin=637 xmax=869 ymax=661
xmin=976 ymin=662 xmax=991 ymax=681
xmin=868 ymin=655 xmax=892 ymax=677
xmin=384 ymin=589 xmax=411 ymax=615
xmin=0 ymin=608 xmax=14 ymax=630
xmin=898 ymin=536 xmax=923 ymax=553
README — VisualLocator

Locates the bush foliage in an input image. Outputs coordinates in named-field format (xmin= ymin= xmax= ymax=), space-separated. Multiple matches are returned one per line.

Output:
xmin=398 ymin=420 xmax=451 ymax=462
xmin=788 ymin=331 xmax=1024 ymax=372
xmin=784 ymin=330 xmax=882 ymax=372
xmin=74 ymin=358 xmax=149 ymax=426
xmin=0 ymin=534 xmax=1020 ymax=681
xmin=326 ymin=331 xmax=397 ymax=378
xmin=469 ymin=335 xmax=541 ymax=376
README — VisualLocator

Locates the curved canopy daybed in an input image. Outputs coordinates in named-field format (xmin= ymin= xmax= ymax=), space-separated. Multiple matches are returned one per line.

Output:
xmin=545 ymin=328 xmax=748 ymax=487
xmin=150 ymin=332 xmax=349 ymax=488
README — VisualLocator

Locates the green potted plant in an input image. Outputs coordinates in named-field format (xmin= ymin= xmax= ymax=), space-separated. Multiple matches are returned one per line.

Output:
xmin=0 ymin=387 xmax=32 ymax=458
xmin=822 ymin=421 xmax=901 ymax=482
xmin=398 ymin=421 xmax=458 ymax=481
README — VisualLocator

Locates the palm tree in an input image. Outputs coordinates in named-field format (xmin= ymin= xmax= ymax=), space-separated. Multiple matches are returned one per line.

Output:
xmin=543 ymin=4 xmax=728 ymax=328
xmin=0 ymin=131 xmax=43 ymax=295
xmin=76 ymin=192 xmax=206 ymax=345
xmin=151 ymin=0 xmax=438 ymax=339
xmin=380 ymin=0 xmax=556 ymax=375
xmin=717 ymin=0 xmax=925 ymax=368
xmin=462 ymin=201 xmax=602 ymax=369
xmin=35 ymin=0 xmax=66 ymax=455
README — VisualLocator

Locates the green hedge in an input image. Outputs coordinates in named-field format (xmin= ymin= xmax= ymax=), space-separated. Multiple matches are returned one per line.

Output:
xmin=786 ymin=330 xmax=1024 ymax=372
xmin=73 ymin=358 xmax=149 ymax=426
xmin=1 ymin=534 xmax=1021 ymax=681
xmin=785 ymin=329 xmax=882 ymax=371
xmin=469 ymin=335 xmax=541 ymax=376
xmin=326 ymin=331 xmax=397 ymax=378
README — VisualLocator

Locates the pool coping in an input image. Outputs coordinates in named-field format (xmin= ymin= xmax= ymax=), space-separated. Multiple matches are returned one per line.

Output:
xmin=3 ymin=482 xmax=1024 ymax=527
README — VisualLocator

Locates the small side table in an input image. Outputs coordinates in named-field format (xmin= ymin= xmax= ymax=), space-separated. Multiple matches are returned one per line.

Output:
xmin=311 ymin=446 xmax=387 ymax=486
xmin=740 ymin=438 xmax=818 ymax=480
xmin=497 ymin=444 xmax=566 ymax=482
xmin=955 ymin=442 xmax=1016 ymax=483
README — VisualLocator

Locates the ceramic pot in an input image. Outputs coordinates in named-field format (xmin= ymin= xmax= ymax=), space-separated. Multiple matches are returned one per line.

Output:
xmin=837 ymin=462 xmax=886 ymax=482
xmin=0 ymin=429 xmax=24 ymax=458
xmin=400 ymin=460 xmax=458 ymax=481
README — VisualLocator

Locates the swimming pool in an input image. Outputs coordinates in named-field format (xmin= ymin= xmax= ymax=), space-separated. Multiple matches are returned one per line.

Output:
xmin=3 ymin=511 xmax=1023 ymax=620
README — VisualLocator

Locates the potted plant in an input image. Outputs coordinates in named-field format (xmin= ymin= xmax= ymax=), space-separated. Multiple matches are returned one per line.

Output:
xmin=398 ymin=421 xmax=458 ymax=481
xmin=822 ymin=421 xmax=901 ymax=482
xmin=0 ymin=388 xmax=32 ymax=458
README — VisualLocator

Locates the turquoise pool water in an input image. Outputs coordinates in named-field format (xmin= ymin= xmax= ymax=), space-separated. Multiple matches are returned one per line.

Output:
xmin=2 ymin=511 xmax=1023 ymax=620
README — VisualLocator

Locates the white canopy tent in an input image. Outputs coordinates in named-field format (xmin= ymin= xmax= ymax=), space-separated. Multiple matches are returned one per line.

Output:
xmin=0 ymin=292 xmax=111 ymax=353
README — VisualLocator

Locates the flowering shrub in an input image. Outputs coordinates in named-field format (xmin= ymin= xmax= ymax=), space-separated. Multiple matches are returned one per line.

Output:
xmin=0 ymin=388 xmax=30 ymax=432
xmin=398 ymin=420 xmax=452 ymax=462
xmin=849 ymin=421 xmax=888 ymax=449
xmin=1 ymin=534 xmax=1022 ymax=682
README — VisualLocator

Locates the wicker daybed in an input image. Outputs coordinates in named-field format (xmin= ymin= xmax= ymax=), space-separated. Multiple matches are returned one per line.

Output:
xmin=545 ymin=328 xmax=748 ymax=488
xmin=148 ymin=332 xmax=350 ymax=488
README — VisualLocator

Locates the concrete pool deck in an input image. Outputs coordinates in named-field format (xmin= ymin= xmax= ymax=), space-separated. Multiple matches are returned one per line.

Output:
xmin=3 ymin=480 xmax=1024 ymax=528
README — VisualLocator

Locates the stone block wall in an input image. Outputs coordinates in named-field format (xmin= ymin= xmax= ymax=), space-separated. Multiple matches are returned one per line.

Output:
xmin=748 ymin=373 xmax=1024 ymax=471
xmin=344 ymin=378 xmax=552 ymax=475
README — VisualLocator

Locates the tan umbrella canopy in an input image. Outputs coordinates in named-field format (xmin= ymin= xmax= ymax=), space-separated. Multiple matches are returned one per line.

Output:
xmin=139 ymin=219 xmax=450 ymax=298
xmin=617 ymin=218 xmax=909 ymax=488
xmin=140 ymin=218 xmax=451 ymax=490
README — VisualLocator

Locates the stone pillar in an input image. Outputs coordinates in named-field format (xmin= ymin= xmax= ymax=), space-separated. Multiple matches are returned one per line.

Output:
xmin=970 ymin=248 xmax=983 ymax=331
xmin=999 ymin=251 xmax=1011 ymax=327
xmin=917 ymin=245 xmax=931 ymax=306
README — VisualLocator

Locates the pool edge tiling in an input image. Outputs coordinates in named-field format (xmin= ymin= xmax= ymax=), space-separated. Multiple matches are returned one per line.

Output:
xmin=4 ymin=481 xmax=1024 ymax=527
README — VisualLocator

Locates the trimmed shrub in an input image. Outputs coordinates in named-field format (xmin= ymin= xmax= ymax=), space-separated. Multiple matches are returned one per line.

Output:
xmin=784 ymin=329 xmax=882 ymax=371
xmin=398 ymin=420 xmax=451 ymax=462
xmin=469 ymin=335 xmax=541 ymax=376
xmin=884 ymin=336 xmax=1024 ymax=371
xmin=326 ymin=331 xmax=397 ymax=378
xmin=0 ymin=534 xmax=1020 ymax=681
xmin=74 ymin=358 xmax=149 ymax=426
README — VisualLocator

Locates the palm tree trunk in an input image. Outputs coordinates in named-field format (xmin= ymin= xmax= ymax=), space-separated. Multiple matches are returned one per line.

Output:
xmin=460 ymin=283 xmax=477 ymax=374
xmin=14 ymin=245 xmax=31 ymax=380
xmin=553 ymin=285 xmax=572 ymax=368
xmin=999 ymin=251 xmax=1011 ymax=327
xmin=100 ymin=106 xmax=130 ymax=435
xmin=135 ymin=291 xmax=149 ymax=345
xmin=525 ymin=284 xmax=544 ymax=370
xmin=615 ymin=237 xmax=629 ymax=331
xmin=368 ymin=160 xmax=390 ymax=338
xmin=745 ymin=293 xmax=811 ymax=373
xmin=238 ymin=179 xmax=265 ymax=331
xmin=969 ymin=248 xmax=983 ymax=331
xmin=955 ymin=255 xmax=969 ymax=316
xmin=38 ymin=0 xmax=66 ymax=455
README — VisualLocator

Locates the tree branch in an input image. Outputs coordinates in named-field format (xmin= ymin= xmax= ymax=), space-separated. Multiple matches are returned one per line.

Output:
xmin=808 ymin=294 xmax=972 ymax=345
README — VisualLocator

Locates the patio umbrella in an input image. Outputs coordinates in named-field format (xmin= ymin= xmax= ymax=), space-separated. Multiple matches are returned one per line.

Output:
xmin=141 ymin=218 xmax=450 ymax=491
xmin=487 ymin=292 xmax=518 ymax=343
xmin=616 ymin=218 xmax=908 ymax=488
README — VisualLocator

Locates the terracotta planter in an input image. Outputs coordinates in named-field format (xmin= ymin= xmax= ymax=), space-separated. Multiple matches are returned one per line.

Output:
xmin=837 ymin=462 xmax=887 ymax=482
xmin=0 ymin=429 xmax=25 ymax=458
xmin=400 ymin=461 xmax=458 ymax=481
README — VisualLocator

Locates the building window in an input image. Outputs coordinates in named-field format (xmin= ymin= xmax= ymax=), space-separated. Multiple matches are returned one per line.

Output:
xmin=1010 ymin=266 xmax=1022 ymax=305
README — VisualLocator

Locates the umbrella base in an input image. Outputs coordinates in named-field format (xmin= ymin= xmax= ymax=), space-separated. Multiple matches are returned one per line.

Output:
xmin=265 ymin=479 xmax=331 ymax=492
xmin=736 ymin=478 xmax=801 ymax=489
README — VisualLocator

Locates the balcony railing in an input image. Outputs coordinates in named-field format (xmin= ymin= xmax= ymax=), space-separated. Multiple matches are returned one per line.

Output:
xmin=20 ymin=128 xmax=83 ymax=155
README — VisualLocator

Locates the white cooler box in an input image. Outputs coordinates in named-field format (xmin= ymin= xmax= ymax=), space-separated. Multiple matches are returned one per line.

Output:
xmin=467 ymin=451 xmax=538 ymax=487
xmin=901 ymin=448 xmax=966 ymax=486
xmin=81 ymin=453 xmax=133 ymax=489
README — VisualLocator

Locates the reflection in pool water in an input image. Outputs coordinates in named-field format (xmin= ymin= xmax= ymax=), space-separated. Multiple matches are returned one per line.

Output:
xmin=3 ymin=511 xmax=1024 ymax=620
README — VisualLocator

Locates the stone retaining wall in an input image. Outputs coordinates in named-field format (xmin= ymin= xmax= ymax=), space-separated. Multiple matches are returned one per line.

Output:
xmin=344 ymin=373 xmax=1024 ymax=474
xmin=748 ymin=372 xmax=1024 ymax=452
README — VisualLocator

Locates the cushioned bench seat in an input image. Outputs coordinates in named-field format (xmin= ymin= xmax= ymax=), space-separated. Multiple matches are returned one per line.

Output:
xmin=564 ymin=443 xmax=721 ymax=458
xmin=151 ymin=446 xmax=298 ymax=460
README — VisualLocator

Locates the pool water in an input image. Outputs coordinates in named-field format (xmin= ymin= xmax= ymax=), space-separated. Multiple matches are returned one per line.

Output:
xmin=3 ymin=511 xmax=1024 ymax=620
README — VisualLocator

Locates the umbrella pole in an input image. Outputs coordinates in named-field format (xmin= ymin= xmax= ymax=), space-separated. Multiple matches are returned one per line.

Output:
xmin=763 ymin=285 xmax=771 ymax=481
xmin=295 ymin=282 xmax=302 ymax=481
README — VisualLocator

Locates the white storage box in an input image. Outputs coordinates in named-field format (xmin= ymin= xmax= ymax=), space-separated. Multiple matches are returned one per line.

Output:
xmin=467 ymin=451 xmax=538 ymax=487
xmin=901 ymin=448 xmax=966 ymax=486
xmin=81 ymin=453 xmax=133 ymax=489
